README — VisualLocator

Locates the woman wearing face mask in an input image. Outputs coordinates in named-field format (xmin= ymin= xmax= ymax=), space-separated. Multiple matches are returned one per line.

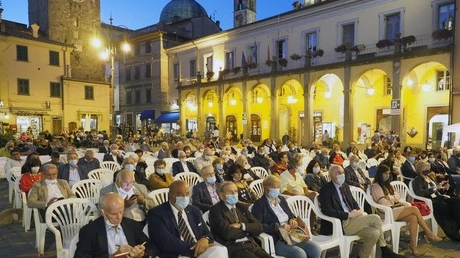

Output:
xmin=148 ymin=159 xmax=174 ymax=190
xmin=304 ymin=160 xmax=328 ymax=192
xmin=412 ymin=161 xmax=460 ymax=242
xmin=252 ymin=175 xmax=321 ymax=258
xmin=225 ymin=164 xmax=257 ymax=205
xmin=212 ymin=158 xmax=226 ymax=183
xmin=371 ymin=164 xmax=442 ymax=254
xmin=20 ymin=157 xmax=44 ymax=194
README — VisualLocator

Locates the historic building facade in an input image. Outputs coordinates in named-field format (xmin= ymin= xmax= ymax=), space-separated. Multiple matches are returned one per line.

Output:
xmin=170 ymin=0 xmax=454 ymax=149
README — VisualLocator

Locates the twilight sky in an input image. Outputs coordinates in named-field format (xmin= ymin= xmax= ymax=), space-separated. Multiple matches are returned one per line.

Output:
xmin=2 ymin=0 xmax=295 ymax=30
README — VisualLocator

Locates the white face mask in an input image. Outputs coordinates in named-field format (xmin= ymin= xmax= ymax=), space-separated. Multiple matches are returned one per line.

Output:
xmin=336 ymin=174 xmax=345 ymax=186
xmin=312 ymin=167 xmax=321 ymax=174
xmin=31 ymin=166 xmax=40 ymax=173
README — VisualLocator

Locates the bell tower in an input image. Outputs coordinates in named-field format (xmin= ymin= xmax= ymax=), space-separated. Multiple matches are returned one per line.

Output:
xmin=233 ymin=0 xmax=256 ymax=28
xmin=28 ymin=0 xmax=103 ymax=81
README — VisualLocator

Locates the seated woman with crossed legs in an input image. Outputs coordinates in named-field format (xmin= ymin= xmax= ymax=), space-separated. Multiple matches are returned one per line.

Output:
xmin=370 ymin=164 xmax=442 ymax=256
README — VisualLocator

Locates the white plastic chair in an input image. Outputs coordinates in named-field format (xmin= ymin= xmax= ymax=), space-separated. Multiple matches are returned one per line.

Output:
xmin=21 ymin=191 xmax=33 ymax=232
xmin=0 ymin=157 xmax=7 ymax=179
xmin=406 ymin=181 xmax=438 ymax=236
xmin=68 ymin=234 xmax=79 ymax=258
xmin=71 ymin=179 xmax=103 ymax=205
xmin=163 ymin=158 xmax=179 ymax=174
xmin=359 ymin=153 xmax=368 ymax=161
xmin=249 ymin=179 xmax=264 ymax=199
xmin=358 ymin=160 xmax=367 ymax=170
xmin=6 ymin=170 xmax=19 ymax=204
xmin=350 ymin=186 xmax=404 ymax=253
xmin=365 ymin=186 xmax=409 ymax=252
xmin=88 ymin=168 xmax=115 ymax=187
xmin=100 ymin=161 xmax=121 ymax=172
xmin=145 ymin=166 xmax=156 ymax=179
xmin=148 ymin=188 xmax=170 ymax=206
xmin=250 ymin=166 xmax=269 ymax=179
xmin=186 ymin=157 xmax=196 ymax=163
xmin=33 ymin=207 xmax=48 ymax=256
xmin=12 ymin=174 xmax=23 ymax=209
xmin=287 ymin=196 xmax=341 ymax=258
xmin=342 ymin=160 xmax=350 ymax=168
xmin=367 ymin=158 xmax=378 ymax=168
xmin=174 ymin=172 xmax=203 ymax=189
xmin=46 ymin=198 xmax=99 ymax=258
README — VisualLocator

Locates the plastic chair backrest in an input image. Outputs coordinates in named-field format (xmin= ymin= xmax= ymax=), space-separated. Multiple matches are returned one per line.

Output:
xmin=163 ymin=158 xmax=180 ymax=174
xmin=202 ymin=211 xmax=210 ymax=230
xmin=367 ymin=158 xmax=378 ymax=168
xmin=148 ymin=188 xmax=170 ymax=206
xmin=286 ymin=195 xmax=314 ymax=236
xmin=186 ymin=157 xmax=196 ymax=163
xmin=390 ymin=181 xmax=408 ymax=201
xmin=46 ymin=199 xmax=99 ymax=254
xmin=145 ymin=166 xmax=156 ymax=179
xmin=174 ymin=172 xmax=203 ymax=188
xmin=250 ymin=167 xmax=269 ymax=179
xmin=359 ymin=153 xmax=368 ymax=161
xmin=321 ymin=171 xmax=331 ymax=182
xmin=343 ymin=160 xmax=350 ymax=168
xmin=249 ymin=179 xmax=264 ymax=199
xmin=100 ymin=161 xmax=121 ymax=172
xmin=88 ymin=168 xmax=114 ymax=187
xmin=349 ymin=186 xmax=366 ymax=210
xmin=358 ymin=160 xmax=367 ymax=170
xmin=71 ymin=179 xmax=103 ymax=204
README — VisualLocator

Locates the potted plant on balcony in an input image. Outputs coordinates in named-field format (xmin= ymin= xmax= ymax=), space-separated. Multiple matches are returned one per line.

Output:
xmin=278 ymin=58 xmax=288 ymax=67
xmin=290 ymin=53 xmax=302 ymax=60
xmin=352 ymin=44 xmax=366 ymax=54
xmin=206 ymin=71 xmax=214 ymax=81
xmin=334 ymin=44 xmax=347 ymax=53
xmin=376 ymin=39 xmax=394 ymax=49
xmin=432 ymin=29 xmax=453 ymax=40
xmin=232 ymin=66 xmax=241 ymax=74
xmin=401 ymin=35 xmax=416 ymax=46
xmin=311 ymin=49 xmax=324 ymax=58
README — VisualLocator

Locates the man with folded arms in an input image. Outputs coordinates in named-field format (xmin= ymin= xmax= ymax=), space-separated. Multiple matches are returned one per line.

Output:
xmin=148 ymin=180 xmax=227 ymax=258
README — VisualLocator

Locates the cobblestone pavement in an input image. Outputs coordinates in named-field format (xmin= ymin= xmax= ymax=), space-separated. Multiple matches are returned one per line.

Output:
xmin=0 ymin=179 xmax=459 ymax=257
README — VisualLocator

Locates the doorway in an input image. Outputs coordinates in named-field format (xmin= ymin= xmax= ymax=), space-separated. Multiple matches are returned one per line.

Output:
xmin=226 ymin=115 xmax=237 ymax=141
xmin=250 ymin=114 xmax=261 ymax=142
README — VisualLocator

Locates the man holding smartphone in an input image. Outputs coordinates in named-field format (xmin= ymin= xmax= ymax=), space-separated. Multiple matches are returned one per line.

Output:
xmin=101 ymin=170 xmax=154 ymax=225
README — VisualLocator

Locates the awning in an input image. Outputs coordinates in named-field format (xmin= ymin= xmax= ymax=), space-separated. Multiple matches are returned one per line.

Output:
xmin=140 ymin=110 xmax=155 ymax=120
xmin=154 ymin=112 xmax=179 ymax=124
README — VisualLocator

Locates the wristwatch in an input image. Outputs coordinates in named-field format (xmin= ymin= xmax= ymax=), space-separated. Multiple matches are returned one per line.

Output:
xmin=204 ymin=236 xmax=214 ymax=244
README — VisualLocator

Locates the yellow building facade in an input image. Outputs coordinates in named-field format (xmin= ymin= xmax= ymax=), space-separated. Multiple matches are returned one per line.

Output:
xmin=170 ymin=0 xmax=453 ymax=149
xmin=0 ymin=20 xmax=111 ymax=137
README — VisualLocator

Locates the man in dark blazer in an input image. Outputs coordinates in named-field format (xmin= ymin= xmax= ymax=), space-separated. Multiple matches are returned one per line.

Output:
xmin=77 ymin=149 xmax=101 ymax=176
xmin=148 ymin=180 xmax=227 ymax=258
xmin=75 ymin=193 xmax=149 ymax=258
xmin=209 ymin=181 xmax=271 ymax=258
xmin=401 ymin=151 xmax=418 ymax=185
xmin=319 ymin=165 xmax=402 ymax=258
xmin=344 ymin=155 xmax=371 ymax=190
xmin=98 ymin=140 xmax=110 ymax=154
xmin=57 ymin=152 xmax=88 ymax=188
xmin=172 ymin=151 xmax=197 ymax=176
xmin=191 ymin=165 xmax=220 ymax=212
xmin=103 ymin=143 xmax=124 ymax=165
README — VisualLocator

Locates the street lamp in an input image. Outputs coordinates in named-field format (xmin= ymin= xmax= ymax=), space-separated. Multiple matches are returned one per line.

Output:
xmin=92 ymin=17 xmax=131 ymax=134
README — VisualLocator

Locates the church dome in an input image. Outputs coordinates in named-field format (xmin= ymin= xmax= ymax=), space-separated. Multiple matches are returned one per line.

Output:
xmin=159 ymin=0 xmax=208 ymax=23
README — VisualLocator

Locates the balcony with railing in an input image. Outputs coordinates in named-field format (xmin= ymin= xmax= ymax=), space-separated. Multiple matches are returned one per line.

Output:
xmin=177 ymin=33 xmax=453 ymax=88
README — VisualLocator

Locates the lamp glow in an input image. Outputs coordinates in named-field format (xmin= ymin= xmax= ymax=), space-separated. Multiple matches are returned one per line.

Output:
xmin=100 ymin=49 xmax=109 ymax=60
xmin=367 ymin=88 xmax=375 ymax=95
xmin=4 ymin=114 xmax=9 ymax=119
xmin=230 ymin=99 xmax=236 ymax=105
xmin=122 ymin=42 xmax=131 ymax=52
xmin=324 ymin=91 xmax=332 ymax=99
xmin=407 ymin=79 xmax=414 ymax=86
xmin=422 ymin=81 xmax=431 ymax=92
xmin=92 ymin=38 xmax=101 ymax=48
xmin=208 ymin=102 xmax=213 ymax=107
xmin=257 ymin=97 xmax=263 ymax=103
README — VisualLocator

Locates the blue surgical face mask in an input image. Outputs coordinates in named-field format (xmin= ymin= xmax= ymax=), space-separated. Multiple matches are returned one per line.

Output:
xmin=268 ymin=188 xmax=280 ymax=199
xmin=206 ymin=176 xmax=216 ymax=185
xmin=242 ymin=151 xmax=248 ymax=157
xmin=352 ymin=162 xmax=359 ymax=169
xmin=175 ymin=197 xmax=189 ymax=210
xmin=125 ymin=164 xmax=134 ymax=171
xmin=69 ymin=159 xmax=78 ymax=167
xmin=226 ymin=194 xmax=238 ymax=205
xmin=216 ymin=164 xmax=223 ymax=170
xmin=428 ymin=158 xmax=435 ymax=163
xmin=156 ymin=168 xmax=165 ymax=175
xmin=408 ymin=156 xmax=416 ymax=163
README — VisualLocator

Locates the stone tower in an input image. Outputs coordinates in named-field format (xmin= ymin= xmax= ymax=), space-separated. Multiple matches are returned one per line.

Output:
xmin=233 ymin=0 xmax=256 ymax=28
xmin=28 ymin=0 xmax=103 ymax=81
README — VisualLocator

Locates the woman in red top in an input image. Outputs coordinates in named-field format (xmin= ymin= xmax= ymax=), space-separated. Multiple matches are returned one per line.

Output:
xmin=19 ymin=157 xmax=43 ymax=194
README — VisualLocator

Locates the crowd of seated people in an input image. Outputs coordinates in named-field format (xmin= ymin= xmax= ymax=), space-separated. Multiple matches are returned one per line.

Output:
xmin=5 ymin=129 xmax=460 ymax=257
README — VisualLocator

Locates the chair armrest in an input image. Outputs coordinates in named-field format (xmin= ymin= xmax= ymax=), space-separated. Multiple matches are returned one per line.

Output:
xmin=256 ymin=233 xmax=275 ymax=256
xmin=364 ymin=196 xmax=393 ymax=224
xmin=311 ymin=204 xmax=343 ymax=239
xmin=407 ymin=192 xmax=434 ymax=212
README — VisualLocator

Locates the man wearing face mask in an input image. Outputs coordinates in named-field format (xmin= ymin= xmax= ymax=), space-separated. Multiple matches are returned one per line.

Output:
xmin=280 ymin=158 xmax=317 ymax=201
xmin=194 ymin=148 xmax=214 ymax=176
xmin=191 ymin=165 xmax=221 ymax=213
xmin=0 ymin=141 xmax=15 ymax=158
xmin=103 ymin=144 xmax=124 ymax=165
xmin=4 ymin=148 xmax=25 ymax=174
xmin=447 ymin=148 xmax=460 ymax=174
xmin=99 ymin=140 xmax=111 ymax=154
xmin=209 ymin=181 xmax=271 ymax=258
xmin=75 ymin=193 xmax=149 ymax=258
xmin=401 ymin=151 xmax=418 ymax=185
xmin=28 ymin=164 xmax=76 ymax=217
xmin=251 ymin=146 xmax=272 ymax=172
xmin=77 ymin=149 xmax=100 ymax=176
xmin=344 ymin=155 xmax=371 ymax=190
xmin=148 ymin=180 xmax=227 ymax=258
xmin=101 ymin=170 xmax=154 ymax=224
xmin=172 ymin=151 xmax=198 ymax=176
xmin=58 ymin=152 xmax=88 ymax=188
xmin=319 ymin=165 xmax=403 ymax=258
xmin=252 ymin=175 xmax=321 ymax=258
xmin=148 ymin=159 xmax=175 ymax=190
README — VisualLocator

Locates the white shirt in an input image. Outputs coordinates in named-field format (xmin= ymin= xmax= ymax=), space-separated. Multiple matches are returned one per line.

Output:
xmin=46 ymin=180 xmax=64 ymax=203
xmin=180 ymin=161 xmax=190 ymax=173
xmin=105 ymin=221 xmax=129 ymax=255
xmin=117 ymin=186 xmax=145 ymax=222
xmin=206 ymin=183 xmax=220 ymax=205
xmin=169 ymin=203 xmax=197 ymax=242
xmin=68 ymin=166 xmax=80 ymax=187
xmin=280 ymin=170 xmax=307 ymax=195
xmin=267 ymin=196 xmax=289 ymax=224
xmin=333 ymin=182 xmax=350 ymax=213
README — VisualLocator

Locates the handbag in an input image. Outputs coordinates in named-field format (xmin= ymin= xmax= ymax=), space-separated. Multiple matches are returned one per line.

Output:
xmin=277 ymin=217 xmax=310 ymax=245
xmin=410 ymin=201 xmax=430 ymax=216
